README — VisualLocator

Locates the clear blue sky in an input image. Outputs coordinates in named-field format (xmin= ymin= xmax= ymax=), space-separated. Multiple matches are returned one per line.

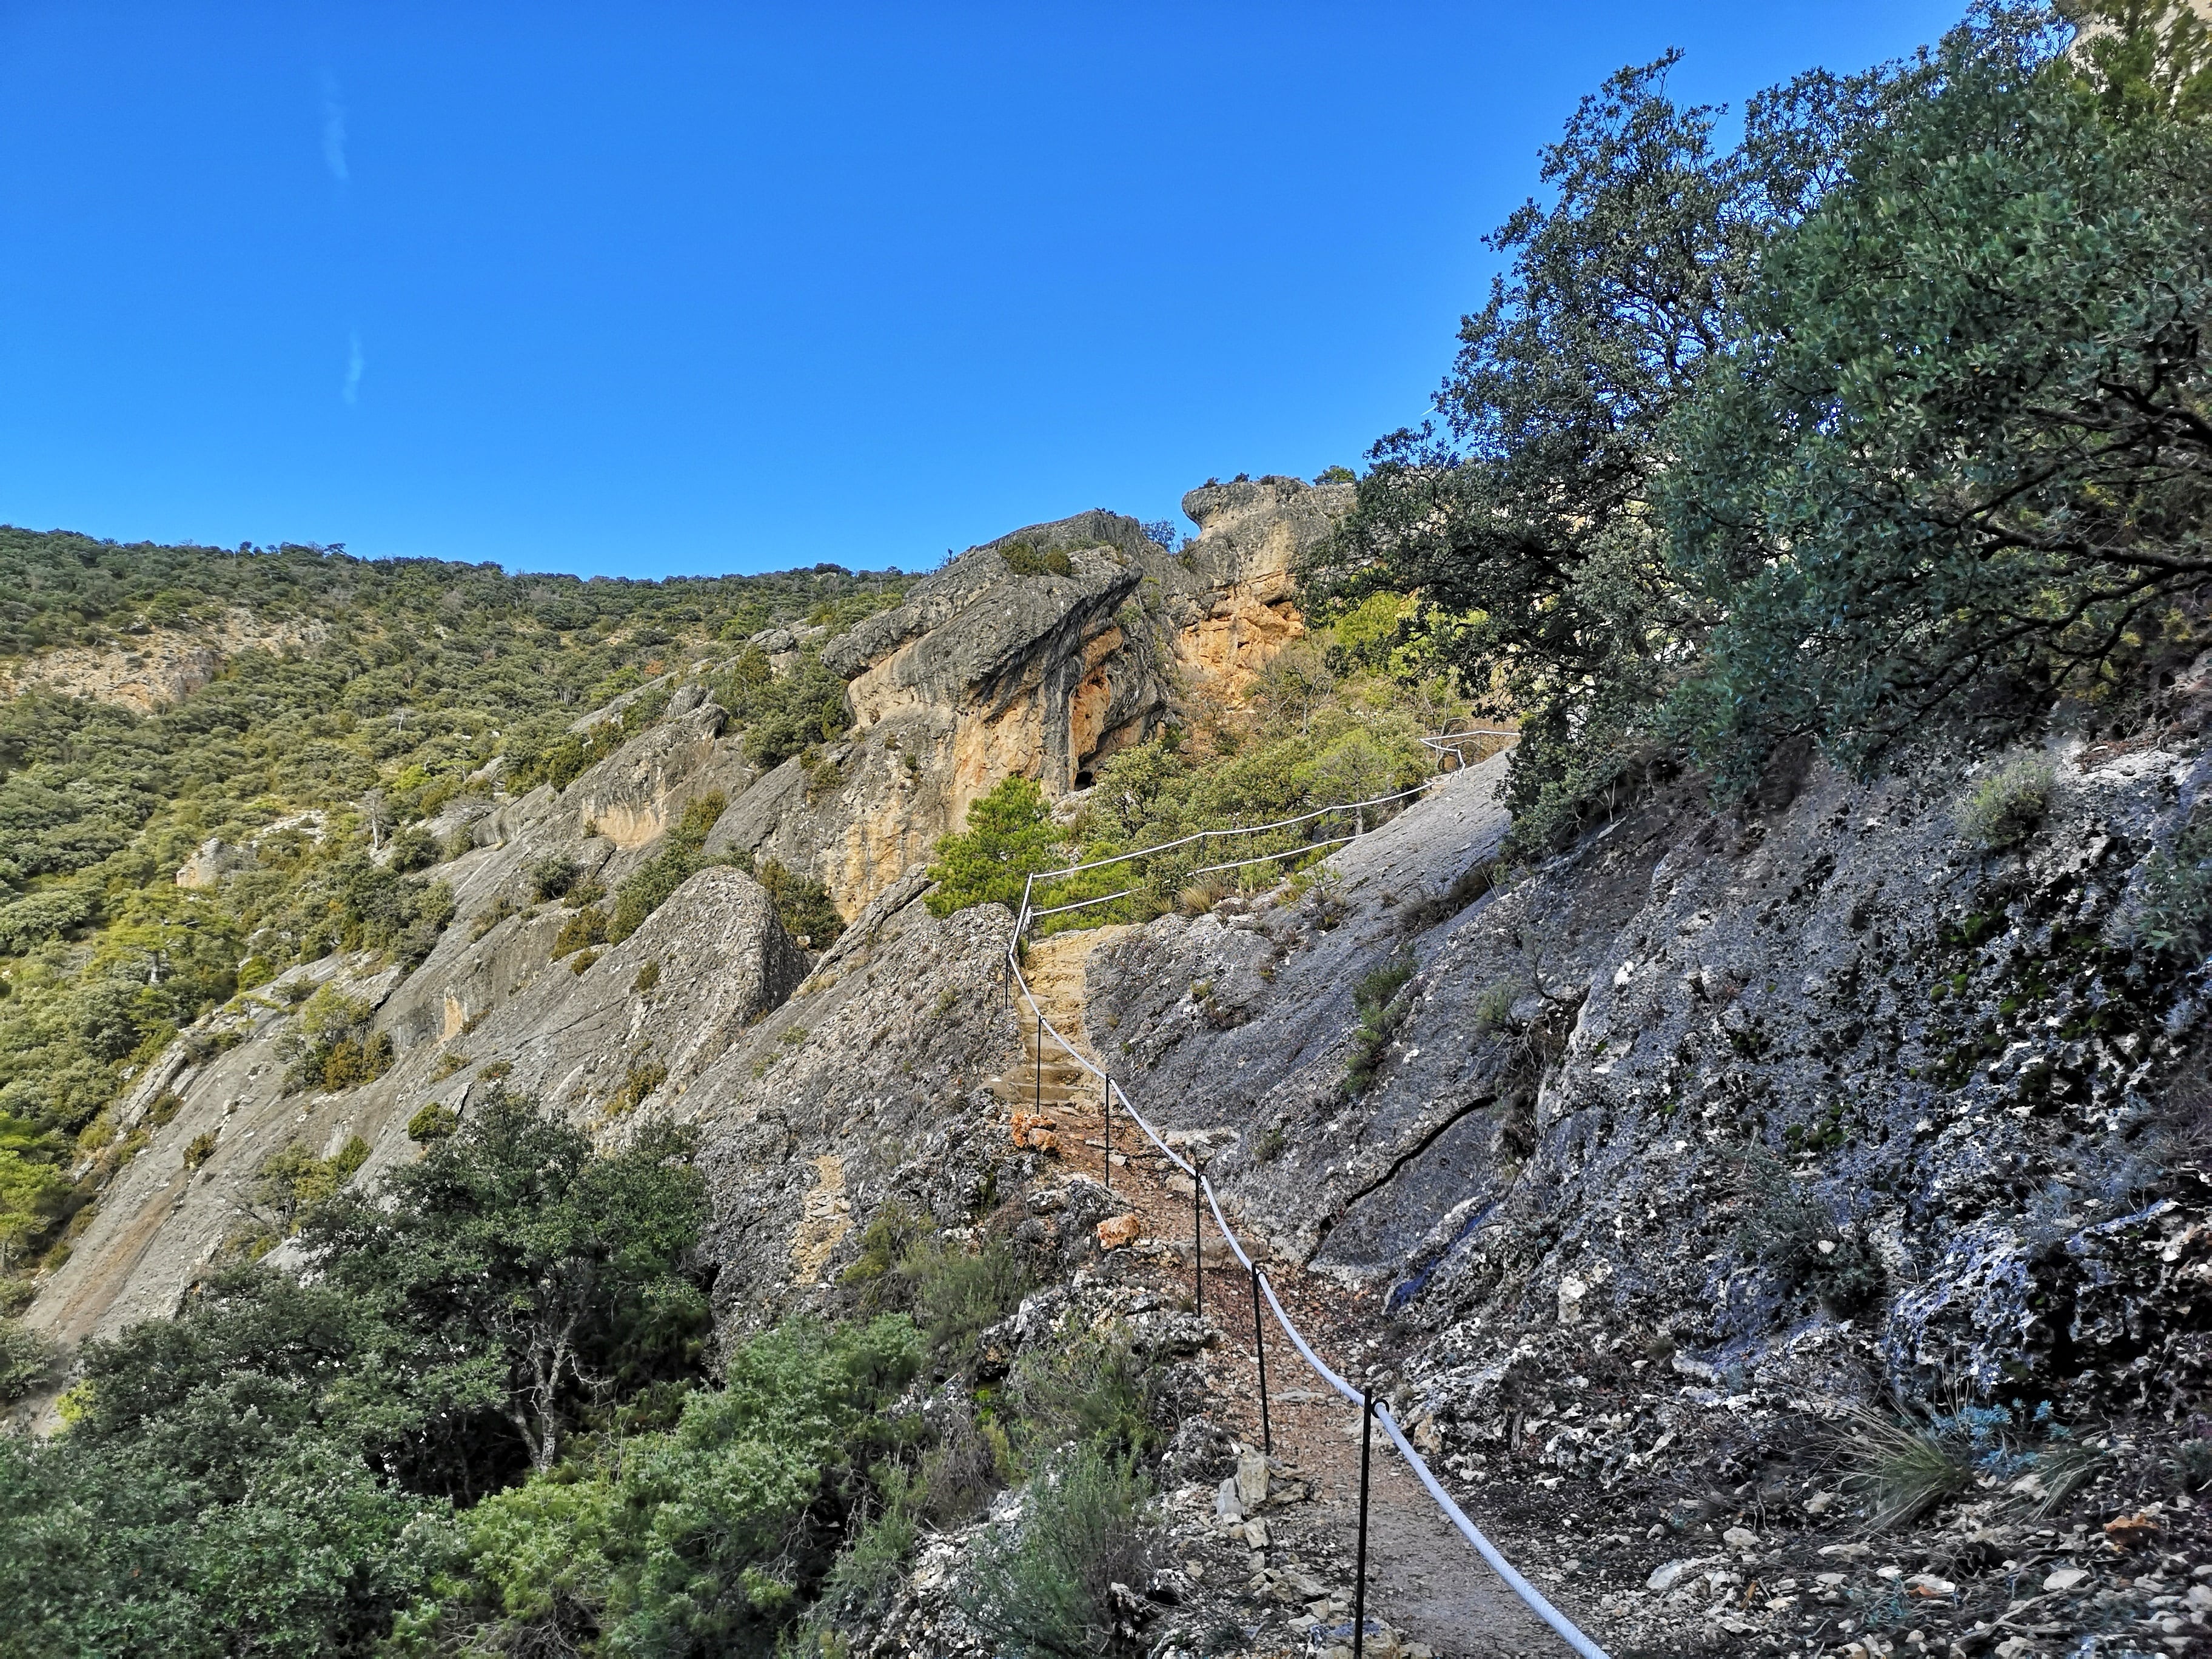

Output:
xmin=0 ymin=2 xmax=1960 ymax=578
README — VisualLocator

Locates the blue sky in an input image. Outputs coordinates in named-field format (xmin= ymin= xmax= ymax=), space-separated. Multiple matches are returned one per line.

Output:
xmin=0 ymin=2 xmax=1960 ymax=578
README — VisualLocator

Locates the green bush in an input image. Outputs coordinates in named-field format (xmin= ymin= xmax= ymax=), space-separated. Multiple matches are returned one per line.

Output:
xmin=387 ymin=825 xmax=441 ymax=873
xmin=241 ymin=1133 xmax=370 ymax=1242
xmin=2133 ymin=823 xmax=2212 ymax=957
xmin=0 ymin=1315 xmax=58 ymax=1403
xmin=420 ymin=1316 xmax=921 ymax=1657
xmin=734 ymin=651 xmax=853 ymax=771
xmin=1735 ymin=1155 xmax=1885 ymax=1316
xmin=959 ymin=1438 xmax=1159 ymax=1659
xmin=608 ymin=1061 xmax=668 ymax=1116
xmin=903 ymin=1235 xmax=1030 ymax=1363
xmin=528 ymin=850 xmax=580 ymax=901
xmin=999 ymin=539 xmax=1074 ymax=578
xmin=1342 ymin=952 xmax=1416 ymax=1097
xmin=1005 ymin=1326 xmax=1161 ymax=1463
xmin=749 ymin=854 xmax=845 ymax=950
xmin=926 ymin=777 xmax=1063 ymax=918
xmin=1956 ymin=757 xmax=2056 ymax=851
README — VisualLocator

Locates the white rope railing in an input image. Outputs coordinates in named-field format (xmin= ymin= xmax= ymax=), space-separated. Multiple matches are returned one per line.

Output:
xmin=1419 ymin=727 xmax=1518 ymax=769
xmin=992 ymin=723 xmax=1607 ymax=1658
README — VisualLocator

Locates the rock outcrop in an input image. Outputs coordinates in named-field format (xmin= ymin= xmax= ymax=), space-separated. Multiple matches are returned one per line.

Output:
xmin=728 ymin=481 xmax=1353 ymax=913
xmin=1169 ymin=476 xmax=1352 ymax=702
xmin=0 ymin=609 xmax=327 ymax=712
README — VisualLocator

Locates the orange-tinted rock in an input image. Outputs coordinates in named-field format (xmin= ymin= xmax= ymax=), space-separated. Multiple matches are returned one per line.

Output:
xmin=1096 ymin=1212 xmax=1143 ymax=1250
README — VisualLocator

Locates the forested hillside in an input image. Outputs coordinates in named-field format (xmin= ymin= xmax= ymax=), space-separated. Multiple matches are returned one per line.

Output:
xmin=0 ymin=531 xmax=903 ymax=1293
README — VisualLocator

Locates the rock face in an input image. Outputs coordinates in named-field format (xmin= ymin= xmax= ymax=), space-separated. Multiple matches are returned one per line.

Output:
xmin=1085 ymin=735 xmax=2212 ymax=1424
xmin=734 ymin=481 xmax=1354 ymax=913
xmin=0 ymin=609 xmax=326 ymax=712
xmin=26 ymin=746 xmax=1017 ymax=1352
xmin=1170 ymin=477 xmax=1353 ymax=702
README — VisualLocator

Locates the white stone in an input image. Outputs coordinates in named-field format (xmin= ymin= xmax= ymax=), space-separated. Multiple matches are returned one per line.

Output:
xmin=1235 ymin=1447 xmax=1270 ymax=1510
xmin=1648 ymin=1560 xmax=1695 ymax=1592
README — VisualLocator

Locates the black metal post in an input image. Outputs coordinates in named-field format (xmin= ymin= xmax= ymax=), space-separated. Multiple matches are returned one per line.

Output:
xmin=1251 ymin=1266 xmax=1272 ymax=1455
xmin=1034 ymin=1015 xmax=1042 ymax=1113
xmin=1353 ymin=1387 xmax=1374 ymax=1659
xmin=1102 ymin=1074 xmax=1111 ymax=1192
xmin=1193 ymin=1166 xmax=1203 ymax=1316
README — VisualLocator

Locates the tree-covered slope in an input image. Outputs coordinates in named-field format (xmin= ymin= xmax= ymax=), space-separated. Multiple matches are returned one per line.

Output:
xmin=0 ymin=530 xmax=905 ymax=1292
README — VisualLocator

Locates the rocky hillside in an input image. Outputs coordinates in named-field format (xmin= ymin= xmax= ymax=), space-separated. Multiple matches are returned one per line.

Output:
xmin=11 ymin=477 xmax=1349 ymax=1356
xmin=10 ymin=477 xmax=2212 ymax=1657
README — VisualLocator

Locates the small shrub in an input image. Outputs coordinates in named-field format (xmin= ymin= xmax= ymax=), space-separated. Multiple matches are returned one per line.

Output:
xmin=0 ymin=1316 xmax=59 ymax=1403
xmin=320 ymin=1031 xmax=395 ymax=1091
xmin=552 ymin=907 xmax=608 ymax=959
xmin=751 ymin=855 xmax=845 ymax=950
xmin=1342 ymin=951 xmax=1416 ymax=1097
xmin=959 ymin=1439 xmax=1159 ymax=1659
xmin=388 ymin=825 xmax=441 ymax=873
xmin=1839 ymin=1404 xmax=1976 ymax=1530
xmin=245 ymin=1134 xmax=370 ymax=1237
xmin=608 ymin=1061 xmax=668 ymax=1116
xmin=1254 ymin=1122 xmax=1286 ymax=1162
xmin=1472 ymin=977 xmax=1522 ymax=1034
xmin=781 ymin=1025 xmax=808 ymax=1046
xmin=471 ymin=894 xmax=521 ymax=941
xmin=904 ymin=1236 xmax=1029 ymax=1363
xmin=799 ymin=746 xmax=842 ymax=803
xmin=917 ymin=1400 xmax=1011 ymax=1525
xmin=2173 ymin=1438 xmax=2212 ymax=1492
xmin=183 ymin=1130 xmax=218 ymax=1170
xmin=607 ymin=792 xmax=728 ymax=942
xmin=632 ymin=959 xmax=661 ymax=993
xmin=407 ymin=1102 xmax=460 ymax=1144
xmin=1735 ymin=1155 xmax=1885 ymax=1315
xmin=528 ymin=851 xmax=581 ymax=902
xmin=1005 ymin=1326 xmax=1161 ymax=1462
xmin=1957 ymin=757 xmax=2054 ymax=850
xmin=480 ymin=1058 xmax=512 ymax=1081
xmin=568 ymin=948 xmax=601 ymax=975
xmin=840 ymin=1201 xmax=933 ymax=1306
xmin=432 ymin=1049 xmax=471 ymax=1081
xmin=2133 ymin=823 xmax=2212 ymax=957
xmin=814 ymin=1506 xmax=919 ymax=1631
xmin=998 ymin=538 xmax=1074 ymax=578
xmin=563 ymin=877 xmax=607 ymax=909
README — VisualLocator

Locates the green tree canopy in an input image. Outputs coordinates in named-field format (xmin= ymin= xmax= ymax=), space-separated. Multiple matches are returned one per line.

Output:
xmin=926 ymin=776 xmax=1064 ymax=917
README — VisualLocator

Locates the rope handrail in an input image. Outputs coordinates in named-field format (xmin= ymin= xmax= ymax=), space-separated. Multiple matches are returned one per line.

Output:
xmin=993 ymin=726 xmax=1610 ymax=1658
xmin=1373 ymin=1403 xmax=1609 ymax=1659
xmin=1202 ymin=1176 xmax=1252 ymax=1273
xmin=1027 ymin=777 xmax=1447 ymax=884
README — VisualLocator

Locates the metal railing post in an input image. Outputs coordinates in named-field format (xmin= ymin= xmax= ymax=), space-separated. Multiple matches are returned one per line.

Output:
xmin=1034 ymin=1015 xmax=1042 ymax=1112
xmin=1192 ymin=1164 xmax=1202 ymax=1316
xmin=1252 ymin=1265 xmax=1271 ymax=1455
xmin=1353 ymin=1386 xmax=1374 ymax=1659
